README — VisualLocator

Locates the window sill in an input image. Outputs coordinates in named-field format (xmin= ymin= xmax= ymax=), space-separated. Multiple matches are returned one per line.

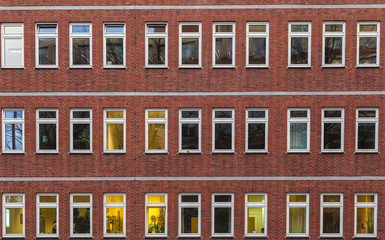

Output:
xmin=102 ymin=152 xmax=126 ymax=155
xmin=319 ymin=236 xmax=343 ymax=239
xmin=144 ymin=236 xmax=168 ymax=238
xmin=210 ymin=236 xmax=235 ymax=239
xmin=354 ymin=151 xmax=379 ymax=154
xmin=144 ymin=152 xmax=169 ymax=155
xmin=353 ymin=237 xmax=377 ymax=239
xmin=244 ymin=151 xmax=268 ymax=154
xmin=35 ymin=66 xmax=59 ymax=69
xmin=35 ymin=152 xmax=59 ymax=155
xmin=70 ymin=236 xmax=93 ymax=239
xmin=244 ymin=235 xmax=268 ymax=238
xmin=287 ymin=66 xmax=312 ymax=69
xmin=178 ymin=236 xmax=201 ymax=238
xmin=245 ymin=66 xmax=270 ymax=69
xmin=285 ymin=236 xmax=309 ymax=239
xmin=321 ymin=65 xmax=346 ymax=68
xmin=355 ymin=65 xmax=380 ymax=68
xmin=178 ymin=152 xmax=202 ymax=154
xmin=102 ymin=66 xmax=127 ymax=69
xmin=178 ymin=66 xmax=202 ymax=69
xmin=286 ymin=151 xmax=311 ymax=154
xmin=320 ymin=151 xmax=345 ymax=154
xmin=69 ymin=152 xmax=94 ymax=155
xmin=211 ymin=151 xmax=235 ymax=154
xmin=144 ymin=66 xmax=169 ymax=69
xmin=69 ymin=66 xmax=93 ymax=69
xmin=1 ymin=67 xmax=25 ymax=69
xmin=212 ymin=66 xmax=236 ymax=69
xmin=1 ymin=152 xmax=26 ymax=155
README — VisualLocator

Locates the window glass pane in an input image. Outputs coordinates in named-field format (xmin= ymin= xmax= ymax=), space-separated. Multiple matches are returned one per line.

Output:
xmin=148 ymin=111 xmax=166 ymax=119
xmin=290 ymin=111 xmax=307 ymax=118
xmin=357 ymin=195 xmax=375 ymax=202
xmin=106 ymin=38 xmax=123 ymax=65
xmin=106 ymin=208 xmax=124 ymax=234
xmin=5 ymin=111 xmax=23 ymax=119
xmin=323 ymin=123 xmax=341 ymax=150
xmin=248 ymin=111 xmax=265 ymax=118
xmin=215 ymin=111 xmax=232 ymax=118
xmin=215 ymin=25 xmax=233 ymax=32
xmin=107 ymin=111 xmax=123 ymax=118
xmin=323 ymin=195 xmax=341 ymax=202
xmin=148 ymin=38 xmax=166 ymax=65
xmin=181 ymin=208 xmax=198 ymax=233
xmin=181 ymin=195 xmax=198 ymax=202
xmin=182 ymin=111 xmax=199 ymax=118
xmin=147 ymin=207 xmax=166 ymax=234
xmin=323 ymin=208 xmax=340 ymax=234
xmin=247 ymin=207 xmax=265 ymax=233
xmin=73 ymin=124 xmax=90 ymax=150
xmin=73 ymin=38 xmax=90 ymax=65
xmin=72 ymin=25 xmax=90 ymax=33
xmin=356 ymin=208 xmax=374 ymax=234
xmin=106 ymin=25 xmax=124 ymax=33
xmin=324 ymin=110 xmax=341 ymax=118
xmin=182 ymin=25 xmax=199 ymax=33
xmin=214 ymin=208 xmax=231 ymax=233
xmin=5 ymin=208 xmax=23 ymax=234
xmin=106 ymin=124 xmax=124 ymax=150
xmin=182 ymin=38 xmax=199 ymax=65
xmin=291 ymin=25 xmax=308 ymax=32
xmin=4 ymin=25 xmax=23 ymax=34
xmin=247 ymin=195 xmax=265 ymax=202
xmin=39 ymin=38 xmax=56 ymax=65
xmin=148 ymin=25 xmax=166 ymax=33
xmin=4 ymin=38 xmax=23 ymax=66
xmin=39 ymin=208 xmax=57 ymax=234
xmin=39 ymin=124 xmax=57 ymax=150
xmin=73 ymin=196 xmax=91 ymax=203
xmin=358 ymin=110 xmax=376 ymax=118
xmin=182 ymin=123 xmax=199 ymax=150
xmin=215 ymin=38 xmax=233 ymax=65
xmin=38 ymin=25 xmax=57 ymax=33
xmin=39 ymin=111 xmax=56 ymax=118
xmin=39 ymin=196 xmax=57 ymax=203
xmin=289 ymin=195 xmax=307 ymax=202
xmin=214 ymin=195 xmax=232 ymax=202
xmin=289 ymin=207 xmax=306 ymax=233
xmin=106 ymin=195 xmax=124 ymax=203
xmin=290 ymin=123 xmax=307 ymax=150
xmin=359 ymin=24 xmax=377 ymax=32
xmin=325 ymin=24 xmax=343 ymax=32
xmin=73 ymin=111 xmax=90 ymax=118
xmin=291 ymin=37 xmax=308 ymax=64
xmin=5 ymin=195 xmax=23 ymax=203
xmin=148 ymin=195 xmax=166 ymax=203
xmin=148 ymin=124 xmax=166 ymax=150
xmin=248 ymin=123 xmax=265 ymax=150
xmin=324 ymin=37 xmax=342 ymax=64
xmin=249 ymin=38 xmax=266 ymax=64
xmin=249 ymin=25 xmax=266 ymax=32
xmin=357 ymin=123 xmax=375 ymax=149
xmin=4 ymin=123 xmax=23 ymax=150
xmin=73 ymin=207 xmax=90 ymax=234
xmin=359 ymin=37 xmax=377 ymax=64
xmin=215 ymin=123 xmax=232 ymax=150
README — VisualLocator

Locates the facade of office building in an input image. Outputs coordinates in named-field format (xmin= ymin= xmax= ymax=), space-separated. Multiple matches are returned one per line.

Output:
xmin=0 ymin=0 xmax=385 ymax=239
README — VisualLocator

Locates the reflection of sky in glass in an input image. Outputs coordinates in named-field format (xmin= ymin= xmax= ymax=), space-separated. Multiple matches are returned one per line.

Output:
xmin=72 ymin=25 xmax=90 ymax=33
xmin=5 ymin=124 xmax=23 ymax=150
xmin=5 ymin=111 xmax=22 ymax=118
xmin=106 ymin=26 xmax=124 ymax=33
xmin=38 ymin=26 xmax=57 ymax=33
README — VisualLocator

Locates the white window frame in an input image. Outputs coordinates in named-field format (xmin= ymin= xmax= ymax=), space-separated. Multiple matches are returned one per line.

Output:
xmin=103 ymin=108 xmax=126 ymax=153
xmin=287 ymin=108 xmax=310 ymax=153
xmin=2 ymin=193 xmax=25 ymax=238
xmin=69 ymin=23 xmax=92 ymax=68
xmin=103 ymin=193 xmax=126 ymax=238
xmin=179 ymin=22 xmax=202 ymax=68
xmin=288 ymin=22 xmax=311 ymax=68
xmin=321 ymin=108 xmax=344 ymax=153
xmin=178 ymin=193 xmax=201 ymax=237
xmin=1 ymin=23 xmax=24 ymax=68
xmin=145 ymin=22 xmax=168 ymax=68
xmin=145 ymin=193 xmax=168 ymax=238
xmin=2 ymin=108 xmax=25 ymax=153
xmin=322 ymin=22 xmax=345 ymax=67
xmin=70 ymin=193 xmax=92 ymax=238
xmin=35 ymin=23 xmax=58 ymax=68
xmin=245 ymin=108 xmax=268 ymax=153
xmin=179 ymin=108 xmax=201 ymax=153
xmin=36 ymin=193 xmax=59 ymax=238
xmin=320 ymin=193 xmax=343 ymax=238
xmin=355 ymin=108 xmax=378 ymax=153
xmin=244 ymin=193 xmax=267 ymax=237
xmin=356 ymin=22 xmax=380 ymax=67
xmin=212 ymin=22 xmax=235 ymax=68
xmin=70 ymin=108 xmax=92 ymax=153
xmin=212 ymin=193 xmax=234 ymax=238
xmin=103 ymin=23 xmax=126 ymax=68
xmin=286 ymin=193 xmax=309 ymax=237
xmin=212 ymin=108 xmax=235 ymax=153
xmin=36 ymin=109 xmax=59 ymax=153
xmin=145 ymin=108 xmax=168 ymax=153
xmin=354 ymin=193 xmax=377 ymax=238
xmin=246 ymin=22 xmax=269 ymax=68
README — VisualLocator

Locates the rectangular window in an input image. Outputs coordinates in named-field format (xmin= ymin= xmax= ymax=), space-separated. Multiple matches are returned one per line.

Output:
xmin=355 ymin=193 xmax=377 ymax=237
xmin=103 ymin=23 xmax=125 ymax=68
xmin=179 ymin=22 xmax=201 ymax=68
xmin=322 ymin=108 xmax=344 ymax=152
xmin=36 ymin=109 xmax=58 ymax=153
xmin=36 ymin=23 xmax=58 ymax=68
xmin=145 ymin=193 xmax=167 ymax=237
xmin=146 ymin=23 xmax=168 ymax=67
xmin=70 ymin=23 xmax=92 ymax=68
xmin=356 ymin=108 xmax=378 ymax=152
xmin=145 ymin=109 xmax=168 ymax=153
xmin=1 ymin=23 xmax=24 ymax=68
xmin=286 ymin=194 xmax=309 ymax=237
xmin=288 ymin=22 xmax=311 ymax=67
xmin=2 ymin=194 xmax=24 ymax=237
xmin=70 ymin=194 xmax=92 ymax=238
xmin=70 ymin=109 xmax=92 ymax=153
xmin=357 ymin=22 xmax=380 ymax=67
xmin=246 ymin=108 xmax=268 ymax=152
xmin=2 ymin=109 xmax=24 ymax=153
xmin=245 ymin=193 xmax=267 ymax=237
xmin=104 ymin=194 xmax=125 ymax=237
xmin=287 ymin=108 xmax=310 ymax=152
xmin=212 ymin=193 xmax=234 ymax=237
xmin=321 ymin=193 xmax=343 ymax=237
xmin=37 ymin=193 xmax=59 ymax=238
xmin=246 ymin=22 xmax=269 ymax=68
xmin=179 ymin=108 xmax=201 ymax=153
xmin=212 ymin=108 xmax=234 ymax=153
xmin=323 ymin=22 xmax=345 ymax=67
xmin=178 ymin=193 xmax=201 ymax=237
xmin=103 ymin=109 xmax=125 ymax=153
xmin=213 ymin=22 xmax=235 ymax=67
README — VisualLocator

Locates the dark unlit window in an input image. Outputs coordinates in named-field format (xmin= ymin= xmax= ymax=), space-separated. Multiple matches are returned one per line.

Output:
xmin=246 ymin=109 xmax=268 ymax=152
xmin=70 ymin=23 xmax=91 ymax=67
xmin=179 ymin=194 xmax=201 ymax=237
xmin=322 ymin=109 xmax=344 ymax=152
xmin=289 ymin=23 xmax=311 ymax=67
xmin=356 ymin=108 xmax=378 ymax=152
xmin=36 ymin=24 xmax=58 ymax=67
xmin=36 ymin=109 xmax=58 ymax=153
xmin=323 ymin=22 xmax=345 ymax=66
xmin=146 ymin=23 xmax=168 ymax=67
xmin=179 ymin=23 xmax=201 ymax=67
xmin=213 ymin=109 xmax=234 ymax=152
xmin=247 ymin=22 xmax=269 ymax=67
xmin=104 ymin=23 xmax=125 ymax=67
xmin=71 ymin=109 xmax=92 ymax=153
xmin=179 ymin=109 xmax=201 ymax=153
xmin=357 ymin=22 xmax=379 ymax=67
xmin=213 ymin=23 xmax=235 ymax=67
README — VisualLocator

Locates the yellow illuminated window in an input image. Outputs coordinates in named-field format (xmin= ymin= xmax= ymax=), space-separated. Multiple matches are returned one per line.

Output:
xmin=356 ymin=208 xmax=374 ymax=234
xmin=107 ymin=111 xmax=123 ymax=118
xmin=247 ymin=207 xmax=265 ymax=233
xmin=289 ymin=195 xmax=307 ymax=202
xmin=73 ymin=195 xmax=91 ymax=203
xmin=323 ymin=195 xmax=340 ymax=202
xmin=148 ymin=124 xmax=165 ymax=150
xmin=39 ymin=196 xmax=57 ymax=203
xmin=39 ymin=208 xmax=57 ymax=234
xmin=148 ymin=195 xmax=166 ymax=203
xmin=289 ymin=208 xmax=306 ymax=233
xmin=107 ymin=195 xmax=124 ymax=203
xmin=248 ymin=195 xmax=265 ymax=203
xmin=147 ymin=207 xmax=166 ymax=234
xmin=104 ymin=109 xmax=125 ymax=152
xmin=148 ymin=111 xmax=166 ymax=119
xmin=5 ymin=208 xmax=23 ymax=234
xmin=106 ymin=208 xmax=124 ymax=234
xmin=107 ymin=124 xmax=124 ymax=150
xmin=357 ymin=195 xmax=375 ymax=203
